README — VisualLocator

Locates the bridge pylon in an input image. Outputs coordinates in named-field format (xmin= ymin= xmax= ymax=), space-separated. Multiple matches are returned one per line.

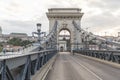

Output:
xmin=46 ymin=8 xmax=84 ymax=52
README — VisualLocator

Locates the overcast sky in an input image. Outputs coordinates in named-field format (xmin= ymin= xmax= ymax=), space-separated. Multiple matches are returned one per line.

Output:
xmin=0 ymin=0 xmax=120 ymax=36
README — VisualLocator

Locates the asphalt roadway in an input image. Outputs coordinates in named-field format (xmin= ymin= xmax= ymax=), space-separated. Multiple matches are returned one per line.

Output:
xmin=45 ymin=52 xmax=120 ymax=80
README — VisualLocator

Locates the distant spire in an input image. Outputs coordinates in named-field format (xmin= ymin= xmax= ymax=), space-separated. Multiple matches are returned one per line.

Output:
xmin=0 ymin=26 xmax=2 ymax=35
xmin=118 ymin=32 xmax=120 ymax=37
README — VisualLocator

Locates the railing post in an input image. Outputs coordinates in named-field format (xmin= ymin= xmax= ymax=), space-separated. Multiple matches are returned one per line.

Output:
xmin=21 ymin=55 xmax=31 ymax=80
xmin=34 ymin=53 xmax=40 ymax=74
xmin=26 ymin=55 xmax=31 ymax=80
xmin=41 ymin=52 xmax=44 ymax=66
xmin=1 ymin=60 xmax=6 ymax=80
xmin=45 ymin=52 xmax=48 ymax=63
xmin=46 ymin=52 xmax=48 ymax=62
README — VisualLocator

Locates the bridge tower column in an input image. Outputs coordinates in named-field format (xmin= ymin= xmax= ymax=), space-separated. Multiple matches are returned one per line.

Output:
xmin=46 ymin=8 xmax=84 ymax=52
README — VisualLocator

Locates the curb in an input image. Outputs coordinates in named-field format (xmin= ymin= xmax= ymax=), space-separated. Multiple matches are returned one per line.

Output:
xmin=32 ymin=54 xmax=57 ymax=80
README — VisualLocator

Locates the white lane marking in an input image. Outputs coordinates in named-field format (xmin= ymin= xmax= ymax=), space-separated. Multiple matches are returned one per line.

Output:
xmin=70 ymin=56 xmax=103 ymax=80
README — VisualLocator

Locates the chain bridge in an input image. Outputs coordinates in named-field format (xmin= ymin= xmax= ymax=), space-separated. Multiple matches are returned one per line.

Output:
xmin=0 ymin=8 xmax=120 ymax=80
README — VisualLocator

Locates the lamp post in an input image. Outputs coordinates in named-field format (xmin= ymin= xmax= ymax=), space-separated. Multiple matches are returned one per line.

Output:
xmin=94 ymin=38 xmax=97 ymax=50
xmin=37 ymin=23 xmax=41 ymax=44
xmin=32 ymin=23 xmax=46 ymax=50
xmin=85 ymin=36 xmax=87 ymax=50
xmin=104 ymin=32 xmax=108 ymax=50
xmin=87 ymin=35 xmax=90 ymax=50
xmin=105 ymin=41 xmax=107 ymax=50
xmin=77 ymin=41 xmax=78 ymax=50
xmin=85 ymin=35 xmax=89 ymax=50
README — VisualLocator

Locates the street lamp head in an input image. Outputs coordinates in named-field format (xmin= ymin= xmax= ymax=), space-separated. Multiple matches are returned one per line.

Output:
xmin=37 ymin=23 xmax=41 ymax=31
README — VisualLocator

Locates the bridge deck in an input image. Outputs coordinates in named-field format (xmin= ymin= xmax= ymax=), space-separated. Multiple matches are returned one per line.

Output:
xmin=45 ymin=52 xmax=120 ymax=80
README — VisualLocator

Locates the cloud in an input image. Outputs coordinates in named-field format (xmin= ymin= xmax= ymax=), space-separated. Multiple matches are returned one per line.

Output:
xmin=0 ymin=0 xmax=120 ymax=36
xmin=0 ymin=20 xmax=35 ymax=35
xmin=79 ymin=0 xmax=120 ymax=36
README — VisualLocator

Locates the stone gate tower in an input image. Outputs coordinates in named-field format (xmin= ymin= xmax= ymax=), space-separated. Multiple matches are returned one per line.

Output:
xmin=46 ymin=8 xmax=84 ymax=51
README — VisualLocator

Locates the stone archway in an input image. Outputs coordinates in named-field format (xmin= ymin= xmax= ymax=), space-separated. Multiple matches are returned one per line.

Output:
xmin=46 ymin=8 xmax=84 ymax=52
xmin=58 ymin=28 xmax=71 ymax=52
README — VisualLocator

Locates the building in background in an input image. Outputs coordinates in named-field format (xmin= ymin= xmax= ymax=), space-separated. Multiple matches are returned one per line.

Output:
xmin=116 ymin=32 xmax=120 ymax=42
xmin=0 ymin=27 xmax=37 ymax=42
xmin=9 ymin=33 xmax=28 ymax=40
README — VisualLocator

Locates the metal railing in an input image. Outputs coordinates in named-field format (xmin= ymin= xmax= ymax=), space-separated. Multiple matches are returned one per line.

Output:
xmin=74 ymin=49 xmax=120 ymax=64
xmin=0 ymin=49 xmax=57 ymax=80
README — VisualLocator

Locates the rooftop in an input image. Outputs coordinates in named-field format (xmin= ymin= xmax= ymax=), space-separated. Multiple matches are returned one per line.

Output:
xmin=47 ymin=8 xmax=83 ymax=13
xmin=10 ymin=33 xmax=28 ymax=36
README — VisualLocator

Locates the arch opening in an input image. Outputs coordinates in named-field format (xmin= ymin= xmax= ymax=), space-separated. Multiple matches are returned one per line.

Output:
xmin=58 ymin=29 xmax=71 ymax=52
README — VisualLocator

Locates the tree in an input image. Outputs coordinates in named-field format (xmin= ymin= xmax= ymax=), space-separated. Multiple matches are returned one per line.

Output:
xmin=7 ymin=38 xmax=22 ymax=46
xmin=7 ymin=38 xmax=32 ymax=47
xmin=0 ymin=42 xmax=3 ymax=52
xmin=21 ymin=40 xmax=32 ymax=47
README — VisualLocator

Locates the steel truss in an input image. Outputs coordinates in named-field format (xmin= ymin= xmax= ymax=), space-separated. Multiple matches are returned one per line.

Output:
xmin=74 ymin=50 xmax=120 ymax=64
xmin=0 ymin=50 xmax=57 ymax=80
